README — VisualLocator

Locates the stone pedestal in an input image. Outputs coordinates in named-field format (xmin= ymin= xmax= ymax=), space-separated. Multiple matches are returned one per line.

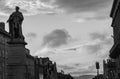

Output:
xmin=6 ymin=39 xmax=27 ymax=79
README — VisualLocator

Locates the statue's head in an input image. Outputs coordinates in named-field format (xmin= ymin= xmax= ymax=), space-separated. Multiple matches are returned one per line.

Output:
xmin=15 ymin=6 xmax=20 ymax=11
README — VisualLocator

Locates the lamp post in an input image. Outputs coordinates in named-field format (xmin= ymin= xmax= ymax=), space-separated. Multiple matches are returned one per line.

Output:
xmin=96 ymin=62 xmax=100 ymax=76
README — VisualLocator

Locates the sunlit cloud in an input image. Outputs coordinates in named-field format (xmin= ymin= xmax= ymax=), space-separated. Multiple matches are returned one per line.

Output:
xmin=34 ymin=32 xmax=112 ymax=76
xmin=0 ymin=0 xmax=112 ymax=21
xmin=0 ymin=0 xmax=62 ymax=16
xmin=34 ymin=46 xmax=56 ymax=57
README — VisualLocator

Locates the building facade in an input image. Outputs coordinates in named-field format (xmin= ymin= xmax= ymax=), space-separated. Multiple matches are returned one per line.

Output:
xmin=103 ymin=59 xmax=116 ymax=79
xmin=34 ymin=57 xmax=58 ymax=79
xmin=105 ymin=0 xmax=120 ymax=79
xmin=0 ymin=22 xmax=10 ymax=79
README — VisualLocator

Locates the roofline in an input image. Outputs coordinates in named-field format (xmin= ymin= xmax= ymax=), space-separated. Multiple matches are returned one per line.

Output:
xmin=0 ymin=28 xmax=10 ymax=38
xmin=110 ymin=0 xmax=119 ymax=18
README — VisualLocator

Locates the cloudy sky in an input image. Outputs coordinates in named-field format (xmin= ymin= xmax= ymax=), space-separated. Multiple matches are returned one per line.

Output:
xmin=0 ymin=0 xmax=113 ymax=76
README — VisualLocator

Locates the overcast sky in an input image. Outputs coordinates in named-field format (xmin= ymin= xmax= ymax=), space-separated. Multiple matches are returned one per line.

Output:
xmin=0 ymin=0 xmax=113 ymax=76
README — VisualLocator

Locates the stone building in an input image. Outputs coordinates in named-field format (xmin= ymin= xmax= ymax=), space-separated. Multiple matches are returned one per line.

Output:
xmin=41 ymin=57 xmax=57 ymax=79
xmin=103 ymin=59 xmax=116 ymax=79
xmin=0 ymin=7 xmax=58 ymax=79
xmin=105 ymin=0 xmax=120 ymax=79
xmin=0 ymin=22 xmax=11 ymax=79
xmin=34 ymin=57 xmax=58 ymax=79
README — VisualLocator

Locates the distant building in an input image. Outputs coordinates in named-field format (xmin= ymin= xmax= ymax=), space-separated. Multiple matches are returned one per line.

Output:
xmin=57 ymin=72 xmax=74 ymax=79
xmin=92 ymin=74 xmax=104 ymax=79
xmin=35 ymin=57 xmax=58 ymax=79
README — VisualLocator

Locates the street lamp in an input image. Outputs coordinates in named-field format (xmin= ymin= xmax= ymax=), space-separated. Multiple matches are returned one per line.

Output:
xmin=96 ymin=62 xmax=100 ymax=76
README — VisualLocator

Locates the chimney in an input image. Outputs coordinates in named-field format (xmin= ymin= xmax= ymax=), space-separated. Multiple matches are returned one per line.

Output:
xmin=0 ymin=22 xmax=5 ymax=30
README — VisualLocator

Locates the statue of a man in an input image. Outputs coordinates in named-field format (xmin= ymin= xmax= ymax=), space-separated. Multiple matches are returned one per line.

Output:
xmin=7 ymin=6 xmax=24 ymax=39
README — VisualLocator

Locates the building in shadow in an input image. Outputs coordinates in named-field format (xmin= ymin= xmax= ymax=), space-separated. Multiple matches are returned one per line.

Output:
xmin=34 ymin=57 xmax=58 ymax=79
xmin=57 ymin=72 xmax=74 ymax=79
xmin=0 ymin=22 xmax=11 ymax=79
xmin=103 ymin=0 xmax=120 ymax=79
xmin=103 ymin=59 xmax=116 ymax=79
xmin=92 ymin=74 xmax=104 ymax=79
xmin=0 ymin=6 xmax=59 ymax=79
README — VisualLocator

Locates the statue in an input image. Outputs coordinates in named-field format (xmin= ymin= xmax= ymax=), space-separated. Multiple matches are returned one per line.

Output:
xmin=7 ymin=6 xmax=24 ymax=39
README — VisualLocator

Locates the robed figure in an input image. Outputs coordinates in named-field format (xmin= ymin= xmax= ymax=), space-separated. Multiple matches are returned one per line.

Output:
xmin=7 ymin=6 xmax=24 ymax=39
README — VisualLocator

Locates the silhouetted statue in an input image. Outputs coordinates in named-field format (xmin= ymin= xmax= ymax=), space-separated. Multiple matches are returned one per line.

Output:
xmin=7 ymin=6 xmax=24 ymax=39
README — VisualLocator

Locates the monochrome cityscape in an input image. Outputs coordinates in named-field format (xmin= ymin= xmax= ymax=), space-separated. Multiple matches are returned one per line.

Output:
xmin=0 ymin=0 xmax=119 ymax=79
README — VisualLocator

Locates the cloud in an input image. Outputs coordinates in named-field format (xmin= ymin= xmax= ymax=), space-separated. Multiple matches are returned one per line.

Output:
xmin=63 ymin=32 xmax=112 ymax=76
xmin=90 ymin=32 xmax=107 ymax=41
xmin=42 ymin=29 xmax=71 ymax=48
xmin=34 ymin=29 xmax=71 ymax=56
xmin=54 ymin=0 xmax=111 ymax=12
xmin=84 ymin=44 xmax=102 ymax=54
xmin=34 ymin=46 xmax=56 ymax=57
xmin=54 ymin=0 xmax=112 ymax=21
xmin=89 ymin=32 xmax=113 ymax=45
xmin=70 ymin=69 xmax=96 ymax=76
xmin=83 ymin=32 xmax=113 ymax=54
xmin=0 ymin=0 xmax=61 ymax=16
xmin=74 ymin=10 xmax=110 ymax=22
xmin=70 ymin=64 xmax=97 ymax=76
xmin=25 ymin=32 xmax=37 ymax=41
xmin=26 ymin=32 xmax=37 ymax=38
xmin=74 ymin=64 xmax=80 ymax=66
xmin=0 ymin=0 xmax=112 ymax=20
xmin=70 ymin=61 xmax=104 ymax=76
xmin=58 ymin=65 xmax=75 ymax=70
xmin=37 ymin=32 xmax=113 ymax=76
